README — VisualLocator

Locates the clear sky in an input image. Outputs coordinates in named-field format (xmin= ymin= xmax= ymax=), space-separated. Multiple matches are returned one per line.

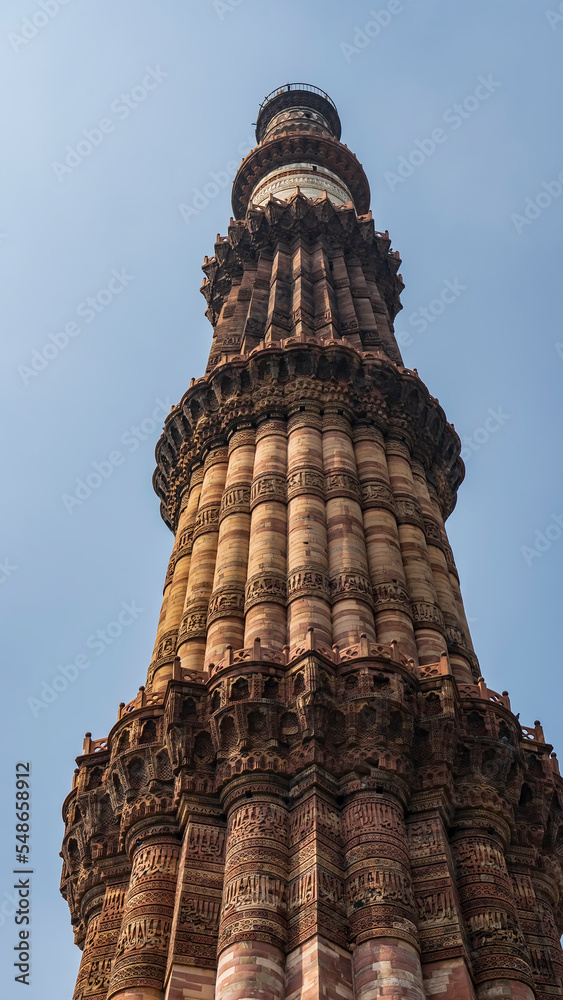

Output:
xmin=1 ymin=1 xmax=562 ymax=997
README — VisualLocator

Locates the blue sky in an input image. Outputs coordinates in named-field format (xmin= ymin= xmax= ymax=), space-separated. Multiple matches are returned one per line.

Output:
xmin=1 ymin=1 xmax=562 ymax=996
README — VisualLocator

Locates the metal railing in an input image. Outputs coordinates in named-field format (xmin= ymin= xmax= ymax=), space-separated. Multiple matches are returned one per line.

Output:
xmin=258 ymin=83 xmax=337 ymax=114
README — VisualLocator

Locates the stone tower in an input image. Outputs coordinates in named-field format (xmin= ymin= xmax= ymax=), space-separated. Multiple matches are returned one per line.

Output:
xmin=61 ymin=84 xmax=563 ymax=1000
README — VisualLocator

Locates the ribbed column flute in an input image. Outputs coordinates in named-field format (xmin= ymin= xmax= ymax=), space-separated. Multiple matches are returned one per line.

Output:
xmin=341 ymin=783 xmax=425 ymax=1000
xmin=286 ymin=408 xmax=331 ymax=649
xmin=353 ymin=425 xmax=417 ymax=660
xmin=323 ymin=410 xmax=375 ymax=647
xmin=205 ymin=429 xmax=255 ymax=668
xmin=149 ymin=467 xmax=204 ymax=692
xmin=411 ymin=462 xmax=474 ymax=683
xmin=216 ymin=777 xmax=288 ymax=1000
xmin=244 ymin=418 xmax=288 ymax=649
xmin=386 ymin=439 xmax=446 ymax=663
xmin=450 ymin=812 xmax=534 ymax=999
xmin=71 ymin=885 xmax=107 ymax=1000
xmin=107 ymin=819 xmax=180 ymax=1000
xmin=439 ymin=513 xmax=478 ymax=682
xmin=177 ymin=448 xmax=228 ymax=672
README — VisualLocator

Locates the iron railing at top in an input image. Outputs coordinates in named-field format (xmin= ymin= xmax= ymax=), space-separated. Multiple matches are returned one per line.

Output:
xmin=258 ymin=83 xmax=337 ymax=115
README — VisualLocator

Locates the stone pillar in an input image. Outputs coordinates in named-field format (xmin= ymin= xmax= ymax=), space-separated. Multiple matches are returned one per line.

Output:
xmin=244 ymin=418 xmax=288 ymax=649
xmin=165 ymin=800 xmax=225 ymax=1000
xmin=285 ymin=769 xmax=352 ymax=1000
xmin=149 ymin=469 xmax=204 ymax=691
xmin=205 ymin=429 xmax=255 ymax=668
xmin=353 ymin=425 xmax=417 ymax=661
xmin=439 ymin=515 xmax=479 ymax=682
xmin=107 ymin=818 xmax=180 ymax=1000
xmin=216 ymin=776 xmax=288 ymax=1000
xmin=323 ymin=410 xmax=376 ymax=648
xmin=413 ymin=466 xmax=474 ymax=684
xmin=450 ymin=809 xmax=535 ymax=1000
xmin=531 ymin=866 xmax=563 ymax=995
xmin=386 ymin=439 xmax=446 ymax=663
xmin=341 ymin=780 xmax=425 ymax=1000
xmin=72 ymin=884 xmax=107 ymax=1000
xmin=407 ymin=797 xmax=476 ymax=999
xmin=265 ymin=246 xmax=291 ymax=344
xmin=506 ymin=848 xmax=563 ymax=996
xmin=286 ymin=409 xmax=331 ymax=650
xmin=177 ymin=449 xmax=228 ymax=673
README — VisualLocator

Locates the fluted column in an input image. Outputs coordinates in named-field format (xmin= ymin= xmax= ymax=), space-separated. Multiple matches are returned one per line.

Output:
xmin=407 ymin=799 xmax=475 ymax=997
xmin=165 ymin=801 xmax=225 ymax=1000
xmin=240 ymin=251 xmax=272 ymax=355
xmin=312 ymin=245 xmax=339 ymax=341
xmin=149 ymin=468 xmax=204 ymax=691
xmin=205 ymin=429 xmax=255 ymax=668
xmin=177 ymin=448 xmax=228 ymax=672
xmin=244 ymin=418 xmax=288 ymax=649
xmin=353 ymin=425 xmax=417 ymax=660
xmin=290 ymin=243 xmax=315 ymax=339
xmin=341 ymin=781 xmax=425 ymax=1000
xmin=450 ymin=810 xmax=535 ymax=999
xmin=330 ymin=250 xmax=363 ymax=350
xmin=265 ymin=246 xmax=291 ymax=344
xmin=285 ymin=770 xmax=352 ymax=1000
xmin=286 ymin=409 xmax=331 ymax=649
xmin=386 ymin=439 xmax=446 ymax=663
xmin=439 ymin=515 xmax=479 ymax=682
xmin=507 ymin=849 xmax=563 ymax=995
xmin=108 ymin=818 xmax=180 ymax=1000
xmin=411 ymin=462 xmax=473 ymax=683
xmin=323 ymin=410 xmax=375 ymax=647
xmin=216 ymin=777 xmax=288 ymax=1000
xmin=72 ymin=885 xmax=107 ymax=1000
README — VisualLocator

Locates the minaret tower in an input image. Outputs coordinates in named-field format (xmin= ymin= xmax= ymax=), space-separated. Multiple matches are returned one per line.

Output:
xmin=61 ymin=84 xmax=563 ymax=1000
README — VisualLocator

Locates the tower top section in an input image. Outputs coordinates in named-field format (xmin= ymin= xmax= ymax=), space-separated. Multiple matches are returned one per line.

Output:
xmin=232 ymin=82 xmax=370 ymax=219
xmin=255 ymin=83 xmax=342 ymax=143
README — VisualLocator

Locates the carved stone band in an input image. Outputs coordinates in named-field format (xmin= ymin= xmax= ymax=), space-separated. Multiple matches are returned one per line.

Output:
xmin=287 ymin=566 xmax=331 ymax=601
xmin=207 ymin=589 xmax=245 ymax=623
xmin=193 ymin=504 xmax=221 ymax=540
xmin=179 ymin=604 xmax=209 ymax=642
xmin=423 ymin=516 xmax=445 ymax=550
xmin=250 ymin=474 xmax=286 ymax=508
xmin=175 ymin=526 xmax=194 ymax=556
xmin=286 ymin=467 xmax=325 ymax=500
xmin=220 ymin=485 xmax=251 ymax=521
xmin=324 ymin=469 xmax=361 ymax=502
xmin=155 ymin=629 xmax=178 ymax=663
xmin=244 ymin=575 xmax=287 ymax=610
xmin=373 ymin=579 xmax=412 ymax=613
xmin=395 ymin=495 xmax=424 ymax=529
xmin=330 ymin=571 xmax=373 ymax=602
xmin=411 ymin=602 xmax=445 ymax=629
xmin=360 ymin=479 xmax=396 ymax=513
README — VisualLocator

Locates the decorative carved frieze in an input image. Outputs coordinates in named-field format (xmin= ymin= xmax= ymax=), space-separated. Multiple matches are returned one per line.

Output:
xmin=324 ymin=469 xmax=362 ymax=502
xmin=250 ymin=474 xmax=286 ymax=507
xmin=330 ymin=571 xmax=373 ymax=603
xmin=372 ymin=578 xmax=412 ymax=612
xmin=395 ymin=495 xmax=425 ymax=529
xmin=287 ymin=467 xmax=325 ymax=500
xmin=360 ymin=479 xmax=396 ymax=513
xmin=193 ymin=503 xmax=221 ymax=539
xmin=244 ymin=574 xmax=287 ymax=609
xmin=178 ymin=604 xmax=209 ymax=642
xmin=411 ymin=602 xmax=445 ymax=629
xmin=287 ymin=567 xmax=331 ymax=601
xmin=207 ymin=589 xmax=245 ymax=622
xmin=219 ymin=485 xmax=251 ymax=520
